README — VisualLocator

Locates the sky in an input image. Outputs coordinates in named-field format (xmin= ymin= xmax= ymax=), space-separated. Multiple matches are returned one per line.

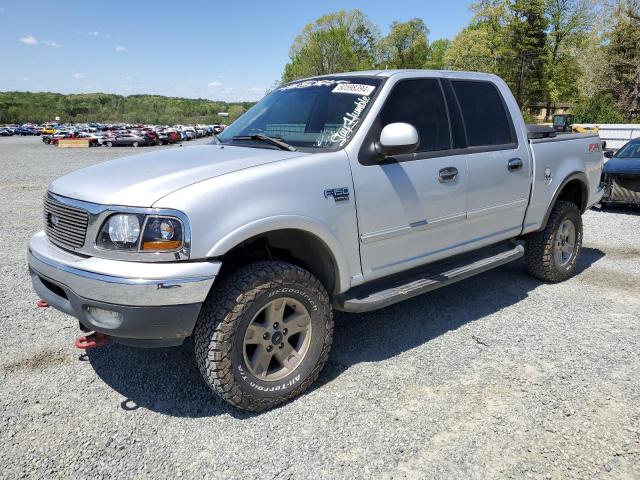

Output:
xmin=0 ymin=1 xmax=473 ymax=102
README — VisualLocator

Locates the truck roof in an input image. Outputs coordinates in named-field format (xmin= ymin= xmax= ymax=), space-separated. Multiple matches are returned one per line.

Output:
xmin=311 ymin=69 xmax=502 ymax=81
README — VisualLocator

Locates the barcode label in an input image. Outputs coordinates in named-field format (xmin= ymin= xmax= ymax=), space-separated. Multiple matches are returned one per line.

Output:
xmin=332 ymin=84 xmax=376 ymax=96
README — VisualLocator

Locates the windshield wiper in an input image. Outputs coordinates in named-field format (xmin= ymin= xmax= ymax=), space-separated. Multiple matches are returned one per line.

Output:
xmin=232 ymin=134 xmax=296 ymax=151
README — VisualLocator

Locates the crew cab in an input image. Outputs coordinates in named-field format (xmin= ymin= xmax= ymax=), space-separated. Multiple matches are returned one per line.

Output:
xmin=28 ymin=70 xmax=604 ymax=411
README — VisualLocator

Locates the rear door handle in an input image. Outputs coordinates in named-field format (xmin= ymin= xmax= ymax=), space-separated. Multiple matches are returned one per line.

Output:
xmin=508 ymin=158 xmax=523 ymax=172
xmin=438 ymin=167 xmax=458 ymax=183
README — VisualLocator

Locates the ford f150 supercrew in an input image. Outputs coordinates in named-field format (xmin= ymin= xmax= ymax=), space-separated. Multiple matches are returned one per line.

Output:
xmin=28 ymin=70 xmax=605 ymax=411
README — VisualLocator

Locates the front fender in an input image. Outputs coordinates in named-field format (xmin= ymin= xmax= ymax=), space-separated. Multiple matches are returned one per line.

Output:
xmin=152 ymin=150 xmax=362 ymax=294
xmin=206 ymin=215 xmax=353 ymax=293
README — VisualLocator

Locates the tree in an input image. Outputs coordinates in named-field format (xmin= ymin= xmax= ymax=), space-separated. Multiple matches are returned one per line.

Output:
xmin=543 ymin=0 xmax=594 ymax=119
xmin=282 ymin=10 xmax=379 ymax=82
xmin=378 ymin=18 xmax=430 ymax=69
xmin=0 ymin=91 xmax=253 ymax=125
xmin=508 ymin=0 xmax=549 ymax=106
xmin=445 ymin=25 xmax=501 ymax=72
xmin=426 ymin=39 xmax=450 ymax=69
xmin=444 ymin=0 xmax=511 ymax=73
xmin=604 ymin=0 xmax=640 ymax=120
xmin=572 ymin=92 xmax=626 ymax=123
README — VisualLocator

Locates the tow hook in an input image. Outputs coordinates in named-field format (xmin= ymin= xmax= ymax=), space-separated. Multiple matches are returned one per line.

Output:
xmin=36 ymin=299 xmax=49 ymax=308
xmin=74 ymin=332 xmax=109 ymax=349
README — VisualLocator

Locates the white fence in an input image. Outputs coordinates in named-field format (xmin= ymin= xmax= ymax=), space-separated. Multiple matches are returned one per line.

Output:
xmin=594 ymin=124 xmax=640 ymax=150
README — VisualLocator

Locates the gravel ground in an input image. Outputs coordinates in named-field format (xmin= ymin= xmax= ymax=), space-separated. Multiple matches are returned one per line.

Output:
xmin=1 ymin=135 xmax=639 ymax=479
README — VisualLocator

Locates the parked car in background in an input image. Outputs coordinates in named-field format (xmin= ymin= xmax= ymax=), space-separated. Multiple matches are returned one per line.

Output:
xmin=143 ymin=131 xmax=160 ymax=146
xmin=51 ymin=132 xmax=100 ymax=147
xmin=182 ymin=127 xmax=196 ymax=140
xmin=42 ymin=126 xmax=57 ymax=135
xmin=14 ymin=126 xmax=40 ymax=136
xmin=552 ymin=114 xmax=574 ymax=133
xmin=102 ymin=133 xmax=150 ymax=147
xmin=602 ymin=138 xmax=640 ymax=207
xmin=0 ymin=128 xmax=14 ymax=136
xmin=167 ymin=131 xmax=181 ymax=143
xmin=156 ymin=131 xmax=181 ymax=145
xmin=42 ymin=131 xmax=72 ymax=144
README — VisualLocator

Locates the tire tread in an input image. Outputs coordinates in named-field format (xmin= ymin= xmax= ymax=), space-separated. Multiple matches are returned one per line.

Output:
xmin=194 ymin=261 xmax=333 ymax=412
xmin=525 ymin=200 xmax=583 ymax=282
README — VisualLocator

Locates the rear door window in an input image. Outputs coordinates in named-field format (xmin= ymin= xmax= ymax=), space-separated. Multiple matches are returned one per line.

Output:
xmin=451 ymin=80 xmax=516 ymax=147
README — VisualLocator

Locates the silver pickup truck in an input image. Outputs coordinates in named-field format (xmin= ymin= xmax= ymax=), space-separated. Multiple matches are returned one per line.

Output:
xmin=28 ymin=70 xmax=604 ymax=411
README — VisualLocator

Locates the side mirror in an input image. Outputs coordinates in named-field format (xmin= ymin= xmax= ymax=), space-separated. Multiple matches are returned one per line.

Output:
xmin=375 ymin=123 xmax=419 ymax=157
xmin=604 ymin=150 xmax=614 ymax=159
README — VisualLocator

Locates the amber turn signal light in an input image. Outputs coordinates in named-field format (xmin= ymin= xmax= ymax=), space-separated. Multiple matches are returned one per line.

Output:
xmin=141 ymin=240 xmax=182 ymax=251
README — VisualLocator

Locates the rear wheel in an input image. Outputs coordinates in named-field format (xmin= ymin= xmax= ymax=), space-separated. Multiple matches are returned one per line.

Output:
xmin=525 ymin=200 xmax=583 ymax=282
xmin=194 ymin=261 xmax=333 ymax=411
xmin=132 ymin=141 xmax=139 ymax=147
xmin=105 ymin=141 xmax=113 ymax=147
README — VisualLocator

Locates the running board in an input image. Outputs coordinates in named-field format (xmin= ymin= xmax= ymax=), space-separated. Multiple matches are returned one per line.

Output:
xmin=335 ymin=243 xmax=524 ymax=313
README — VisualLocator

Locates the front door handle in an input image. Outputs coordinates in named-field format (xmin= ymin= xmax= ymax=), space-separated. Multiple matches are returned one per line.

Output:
xmin=438 ymin=167 xmax=458 ymax=183
xmin=508 ymin=158 xmax=523 ymax=171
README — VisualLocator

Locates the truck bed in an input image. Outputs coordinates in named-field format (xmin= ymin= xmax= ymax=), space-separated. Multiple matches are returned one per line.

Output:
xmin=522 ymin=133 xmax=604 ymax=234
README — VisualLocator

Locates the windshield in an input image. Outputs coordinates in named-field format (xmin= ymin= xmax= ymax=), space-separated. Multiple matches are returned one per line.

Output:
xmin=553 ymin=115 xmax=568 ymax=126
xmin=615 ymin=141 xmax=640 ymax=158
xmin=218 ymin=77 xmax=383 ymax=151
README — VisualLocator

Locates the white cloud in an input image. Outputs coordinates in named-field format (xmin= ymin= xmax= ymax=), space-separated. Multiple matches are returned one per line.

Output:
xmin=72 ymin=73 xmax=86 ymax=80
xmin=19 ymin=35 xmax=38 ymax=45
xmin=250 ymin=87 xmax=267 ymax=94
xmin=89 ymin=31 xmax=99 ymax=37
xmin=43 ymin=40 xmax=62 ymax=48
xmin=207 ymin=81 xmax=223 ymax=88
xmin=22 ymin=77 xmax=30 ymax=82
xmin=115 ymin=46 xmax=126 ymax=52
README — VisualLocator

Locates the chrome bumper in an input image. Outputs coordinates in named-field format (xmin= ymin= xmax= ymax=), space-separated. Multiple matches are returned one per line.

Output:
xmin=28 ymin=231 xmax=220 ymax=345
xmin=28 ymin=231 xmax=219 ymax=306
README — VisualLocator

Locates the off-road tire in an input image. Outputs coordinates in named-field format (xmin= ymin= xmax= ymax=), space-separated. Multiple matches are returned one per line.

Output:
xmin=194 ymin=261 xmax=333 ymax=411
xmin=525 ymin=200 xmax=583 ymax=282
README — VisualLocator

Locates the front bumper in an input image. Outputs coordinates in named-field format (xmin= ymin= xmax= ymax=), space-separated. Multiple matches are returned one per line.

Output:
xmin=28 ymin=231 xmax=220 ymax=346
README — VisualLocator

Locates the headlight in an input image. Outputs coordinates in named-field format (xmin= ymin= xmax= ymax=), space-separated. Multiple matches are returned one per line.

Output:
xmin=97 ymin=214 xmax=184 ymax=252
xmin=98 ymin=214 xmax=143 ymax=249
xmin=108 ymin=214 xmax=141 ymax=244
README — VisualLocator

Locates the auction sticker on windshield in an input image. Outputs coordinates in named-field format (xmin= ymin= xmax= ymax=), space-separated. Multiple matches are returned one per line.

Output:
xmin=279 ymin=79 xmax=348 ymax=90
xmin=332 ymin=83 xmax=376 ymax=96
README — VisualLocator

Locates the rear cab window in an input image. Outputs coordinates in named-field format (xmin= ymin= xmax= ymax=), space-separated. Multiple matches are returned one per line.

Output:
xmin=450 ymin=80 xmax=517 ymax=148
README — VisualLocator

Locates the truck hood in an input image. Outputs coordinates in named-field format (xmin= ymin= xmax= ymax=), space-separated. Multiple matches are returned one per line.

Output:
xmin=49 ymin=144 xmax=306 ymax=206
xmin=603 ymin=157 xmax=640 ymax=175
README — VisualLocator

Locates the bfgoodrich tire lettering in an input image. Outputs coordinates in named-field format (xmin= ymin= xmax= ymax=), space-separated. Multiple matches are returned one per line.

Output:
xmin=194 ymin=261 xmax=333 ymax=411
xmin=525 ymin=200 xmax=583 ymax=282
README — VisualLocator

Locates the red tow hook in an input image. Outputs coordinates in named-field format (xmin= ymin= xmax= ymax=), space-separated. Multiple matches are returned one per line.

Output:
xmin=36 ymin=299 xmax=49 ymax=308
xmin=74 ymin=332 xmax=109 ymax=350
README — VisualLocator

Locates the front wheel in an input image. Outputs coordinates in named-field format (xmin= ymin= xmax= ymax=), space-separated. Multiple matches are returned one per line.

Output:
xmin=194 ymin=261 xmax=333 ymax=411
xmin=525 ymin=200 xmax=583 ymax=282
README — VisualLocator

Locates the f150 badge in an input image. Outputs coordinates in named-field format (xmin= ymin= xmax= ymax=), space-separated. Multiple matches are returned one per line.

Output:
xmin=324 ymin=187 xmax=350 ymax=202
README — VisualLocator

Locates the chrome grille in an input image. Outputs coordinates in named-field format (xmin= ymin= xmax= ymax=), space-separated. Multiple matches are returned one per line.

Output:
xmin=43 ymin=195 xmax=89 ymax=249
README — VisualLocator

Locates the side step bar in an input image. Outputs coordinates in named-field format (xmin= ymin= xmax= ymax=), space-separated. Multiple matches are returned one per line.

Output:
xmin=335 ymin=243 xmax=524 ymax=313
